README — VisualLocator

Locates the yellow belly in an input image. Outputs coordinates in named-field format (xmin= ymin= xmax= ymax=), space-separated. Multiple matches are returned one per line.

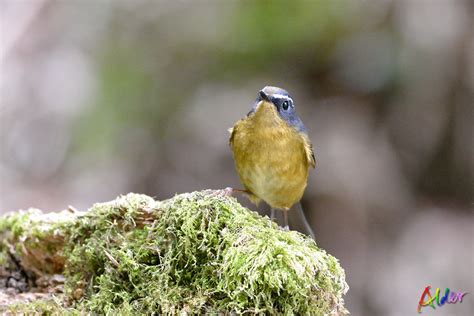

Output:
xmin=230 ymin=114 xmax=310 ymax=209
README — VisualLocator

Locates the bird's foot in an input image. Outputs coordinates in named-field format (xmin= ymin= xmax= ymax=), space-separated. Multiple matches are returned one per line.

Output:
xmin=220 ymin=187 xmax=235 ymax=196
xmin=206 ymin=187 xmax=235 ymax=198
xmin=208 ymin=187 xmax=251 ymax=198
xmin=211 ymin=187 xmax=251 ymax=197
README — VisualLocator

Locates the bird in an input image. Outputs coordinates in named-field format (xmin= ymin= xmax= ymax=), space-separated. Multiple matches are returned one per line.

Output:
xmin=228 ymin=86 xmax=315 ymax=237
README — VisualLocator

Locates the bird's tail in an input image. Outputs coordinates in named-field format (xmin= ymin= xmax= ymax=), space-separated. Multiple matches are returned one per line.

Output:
xmin=289 ymin=202 xmax=315 ymax=240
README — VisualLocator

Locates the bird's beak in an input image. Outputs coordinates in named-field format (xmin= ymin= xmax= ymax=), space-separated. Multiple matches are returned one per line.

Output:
xmin=259 ymin=90 xmax=270 ymax=102
xmin=255 ymin=90 xmax=276 ymax=114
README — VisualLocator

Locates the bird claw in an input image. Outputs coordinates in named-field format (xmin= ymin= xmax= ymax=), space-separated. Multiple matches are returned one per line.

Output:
xmin=222 ymin=187 xmax=234 ymax=196
xmin=207 ymin=187 xmax=234 ymax=198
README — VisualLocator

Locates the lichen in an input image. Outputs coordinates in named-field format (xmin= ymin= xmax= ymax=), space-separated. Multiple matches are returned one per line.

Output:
xmin=1 ymin=191 xmax=349 ymax=315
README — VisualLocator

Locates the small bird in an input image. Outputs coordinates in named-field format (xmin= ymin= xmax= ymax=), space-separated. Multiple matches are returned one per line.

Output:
xmin=229 ymin=86 xmax=315 ymax=235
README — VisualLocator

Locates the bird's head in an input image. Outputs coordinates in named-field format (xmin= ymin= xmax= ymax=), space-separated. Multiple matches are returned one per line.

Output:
xmin=249 ymin=86 xmax=306 ymax=132
xmin=255 ymin=86 xmax=294 ymax=113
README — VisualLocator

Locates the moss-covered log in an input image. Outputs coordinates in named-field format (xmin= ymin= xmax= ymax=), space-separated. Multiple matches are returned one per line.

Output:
xmin=0 ymin=191 xmax=348 ymax=315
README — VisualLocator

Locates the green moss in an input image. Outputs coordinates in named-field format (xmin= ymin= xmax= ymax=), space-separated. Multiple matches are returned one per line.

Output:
xmin=0 ymin=252 xmax=6 ymax=266
xmin=63 ymin=192 xmax=348 ymax=314
xmin=1 ymin=295 xmax=80 ymax=315
xmin=0 ymin=210 xmax=29 ymax=239
xmin=1 ymin=192 xmax=348 ymax=314
xmin=0 ymin=209 xmax=76 ymax=277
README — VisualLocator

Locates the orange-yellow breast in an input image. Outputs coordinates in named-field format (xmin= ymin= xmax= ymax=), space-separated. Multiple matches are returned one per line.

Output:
xmin=229 ymin=101 xmax=313 ymax=210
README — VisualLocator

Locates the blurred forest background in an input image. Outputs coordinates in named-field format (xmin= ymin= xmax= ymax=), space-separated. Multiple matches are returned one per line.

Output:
xmin=1 ymin=0 xmax=473 ymax=315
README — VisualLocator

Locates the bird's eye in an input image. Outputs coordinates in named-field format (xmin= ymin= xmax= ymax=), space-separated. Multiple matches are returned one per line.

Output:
xmin=282 ymin=101 xmax=290 ymax=111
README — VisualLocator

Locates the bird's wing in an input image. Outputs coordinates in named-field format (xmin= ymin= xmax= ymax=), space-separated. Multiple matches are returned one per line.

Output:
xmin=228 ymin=126 xmax=236 ymax=146
xmin=286 ymin=114 xmax=315 ymax=168
xmin=228 ymin=118 xmax=248 ymax=146
xmin=301 ymin=133 xmax=316 ymax=168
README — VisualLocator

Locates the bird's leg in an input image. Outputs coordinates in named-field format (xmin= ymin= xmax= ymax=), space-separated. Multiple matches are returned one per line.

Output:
xmin=227 ymin=188 xmax=250 ymax=195
xmin=283 ymin=208 xmax=289 ymax=231
xmin=270 ymin=208 xmax=276 ymax=222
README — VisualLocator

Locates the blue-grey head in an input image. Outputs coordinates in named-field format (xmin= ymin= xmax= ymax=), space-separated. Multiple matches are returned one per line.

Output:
xmin=249 ymin=86 xmax=307 ymax=133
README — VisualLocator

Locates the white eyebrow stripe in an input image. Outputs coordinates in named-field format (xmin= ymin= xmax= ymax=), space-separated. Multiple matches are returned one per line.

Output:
xmin=272 ymin=94 xmax=293 ymax=102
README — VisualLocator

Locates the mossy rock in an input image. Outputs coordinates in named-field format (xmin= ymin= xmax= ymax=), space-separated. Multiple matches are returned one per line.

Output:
xmin=0 ymin=191 xmax=348 ymax=315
